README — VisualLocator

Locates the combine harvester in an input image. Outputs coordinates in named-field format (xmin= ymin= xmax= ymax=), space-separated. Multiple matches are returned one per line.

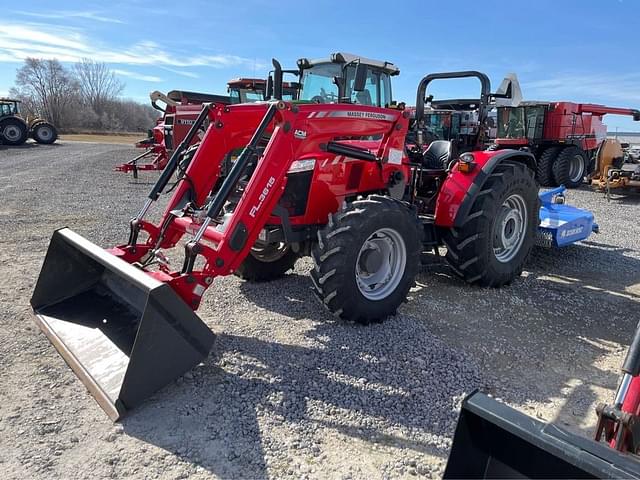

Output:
xmin=31 ymin=53 xmax=597 ymax=422
xmin=493 ymin=100 xmax=640 ymax=188
xmin=118 ymin=77 xmax=298 ymax=177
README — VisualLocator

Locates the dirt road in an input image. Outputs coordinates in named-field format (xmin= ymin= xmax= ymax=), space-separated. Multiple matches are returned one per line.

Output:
xmin=0 ymin=142 xmax=638 ymax=479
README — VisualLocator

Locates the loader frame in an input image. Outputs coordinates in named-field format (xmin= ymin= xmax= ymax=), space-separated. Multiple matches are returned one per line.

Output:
xmin=112 ymin=100 xmax=410 ymax=309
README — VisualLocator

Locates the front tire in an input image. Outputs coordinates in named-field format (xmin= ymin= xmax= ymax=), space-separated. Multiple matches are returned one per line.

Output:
xmin=31 ymin=122 xmax=58 ymax=144
xmin=443 ymin=161 xmax=539 ymax=287
xmin=310 ymin=195 xmax=422 ymax=324
xmin=552 ymin=146 xmax=586 ymax=188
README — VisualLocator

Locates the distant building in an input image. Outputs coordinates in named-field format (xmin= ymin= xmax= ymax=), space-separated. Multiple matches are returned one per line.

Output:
xmin=607 ymin=132 xmax=640 ymax=145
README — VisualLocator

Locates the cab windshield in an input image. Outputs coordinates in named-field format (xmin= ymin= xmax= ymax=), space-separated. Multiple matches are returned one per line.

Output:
xmin=229 ymin=88 xmax=265 ymax=104
xmin=299 ymin=63 xmax=342 ymax=103
xmin=423 ymin=113 xmax=460 ymax=140
xmin=0 ymin=102 xmax=17 ymax=116
xmin=497 ymin=107 xmax=526 ymax=138
xmin=299 ymin=62 xmax=391 ymax=107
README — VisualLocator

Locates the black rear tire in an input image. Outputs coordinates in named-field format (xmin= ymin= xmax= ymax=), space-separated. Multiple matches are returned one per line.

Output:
xmin=552 ymin=146 xmax=586 ymax=188
xmin=536 ymin=146 xmax=560 ymax=187
xmin=31 ymin=122 xmax=58 ymax=144
xmin=0 ymin=118 xmax=28 ymax=146
xmin=310 ymin=194 xmax=422 ymax=324
xmin=443 ymin=161 xmax=539 ymax=287
xmin=234 ymin=243 xmax=298 ymax=282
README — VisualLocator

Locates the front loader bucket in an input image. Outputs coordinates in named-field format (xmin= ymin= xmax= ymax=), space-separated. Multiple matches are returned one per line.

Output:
xmin=30 ymin=228 xmax=215 ymax=421
xmin=444 ymin=392 xmax=640 ymax=479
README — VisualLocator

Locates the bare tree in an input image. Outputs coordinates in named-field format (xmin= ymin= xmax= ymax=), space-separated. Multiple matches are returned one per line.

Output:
xmin=11 ymin=57 xmax=156 ymax=133
xmin=12 ymin=58 xmax=79 ymax=128
xmin=74 ymin=59 xmax=124 ymax=116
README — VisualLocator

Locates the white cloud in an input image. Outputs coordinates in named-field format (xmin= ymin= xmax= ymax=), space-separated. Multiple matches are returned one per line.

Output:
xmin=11 ymin=10 xmax=124 ymax=24
xmin=522 ymin=72 xmax=640 ymax=104
xmin=113 ymin=69 xmax=162 ymax=82
xmin=158 ymin=66 xmax=200 ymax=79
xmin=0 ymin=23 xmax=265 ymax=70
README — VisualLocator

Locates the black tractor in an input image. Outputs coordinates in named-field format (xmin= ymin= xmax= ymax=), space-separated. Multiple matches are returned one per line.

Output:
xmin=0 ymin=98 xmax=58 ymax=146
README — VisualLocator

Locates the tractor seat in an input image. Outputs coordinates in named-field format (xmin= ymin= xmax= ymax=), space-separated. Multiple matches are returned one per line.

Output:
xmin=422 ymin=140 xmax=457 ymax=170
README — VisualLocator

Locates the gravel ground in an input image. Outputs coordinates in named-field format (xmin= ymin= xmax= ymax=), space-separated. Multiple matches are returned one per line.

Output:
xmin=0 ymin=141 xmax=638 ymax=479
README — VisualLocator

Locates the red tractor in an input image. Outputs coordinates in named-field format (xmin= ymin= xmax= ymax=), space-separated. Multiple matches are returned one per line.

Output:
xmin=117 ymin=78 xmax=298 ymax=176
xmin=32 ymin=53 xmax=540 ymax=419
xmin=494 ymin=101 xmax=640 ymax=188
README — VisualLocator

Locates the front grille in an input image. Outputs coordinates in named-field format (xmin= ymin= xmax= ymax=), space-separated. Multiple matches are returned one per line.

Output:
xmin=278 ymin=171 xmax=312 ymax=217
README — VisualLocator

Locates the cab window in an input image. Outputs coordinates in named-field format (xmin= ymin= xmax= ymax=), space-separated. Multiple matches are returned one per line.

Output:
xmin=348 ymin=68 xmax=391 ymax=107
xmin=299 ymin=63 xmax=341 ymax=103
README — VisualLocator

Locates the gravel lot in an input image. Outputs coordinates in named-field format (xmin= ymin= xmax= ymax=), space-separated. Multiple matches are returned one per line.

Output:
xmin=0 ymin=141 xmax=639 ymax=479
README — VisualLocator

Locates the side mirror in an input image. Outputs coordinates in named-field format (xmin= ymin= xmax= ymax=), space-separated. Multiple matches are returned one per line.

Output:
xmin=353 ymin=63 xmax=367 ymax=92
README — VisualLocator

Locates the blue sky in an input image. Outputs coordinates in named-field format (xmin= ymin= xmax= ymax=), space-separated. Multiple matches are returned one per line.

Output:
xmin=2 ymin=0 xmax=639 ymax=131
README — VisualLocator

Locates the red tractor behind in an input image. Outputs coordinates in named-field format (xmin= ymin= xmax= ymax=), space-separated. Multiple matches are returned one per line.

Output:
xmin=117 ymin=78 xmax=298 ymax=176
xmin=494 ymin=101 xmax=640 ymax=187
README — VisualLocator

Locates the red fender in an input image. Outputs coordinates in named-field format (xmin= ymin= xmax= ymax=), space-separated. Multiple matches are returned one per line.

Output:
xmin=434 ymin=149 xmax=536 ymax=228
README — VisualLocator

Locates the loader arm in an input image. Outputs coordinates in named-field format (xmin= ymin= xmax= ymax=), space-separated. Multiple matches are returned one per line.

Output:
xmin=31 ymin=100 xmax=409 ymax=420
xmin=113 ymin=101 xmax=409 ymax=309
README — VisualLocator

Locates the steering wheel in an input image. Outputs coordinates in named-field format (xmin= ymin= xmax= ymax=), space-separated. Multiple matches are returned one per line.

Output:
xmin=311 ymin=95 xmax=324 ymax=104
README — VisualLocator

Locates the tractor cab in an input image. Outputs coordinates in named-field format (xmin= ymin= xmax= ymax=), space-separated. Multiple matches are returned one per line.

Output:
xmin=0 ymin=98 xmax=20 ymax=118
xmin=296 ymin=52 xmax=398 ymax=107
xmin=411 ymin=71 xmax=493 ymax=155
xmin=420 ymin=103 xmax=482 ymax=150
xmin=228 ymin=78 xmax=298 ymax=103
xmin=495 ymin=102 xmax=548 ymax=147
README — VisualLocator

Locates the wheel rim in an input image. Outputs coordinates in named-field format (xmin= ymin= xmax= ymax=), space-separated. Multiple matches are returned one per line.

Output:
xmin=569 ymin=153 xmax=584 ymax=183
xmin=37 ymin=126 xmax=52 ymax=140
xmin=3 ymin=125 xmax=21 ymax=142
xmin=355 ymin=227 xmax=407 ymax=300
xmin=250 ymin=242 xmax=289 ymax=262
xmin=493 ymin=194 xmax=528 ymax=263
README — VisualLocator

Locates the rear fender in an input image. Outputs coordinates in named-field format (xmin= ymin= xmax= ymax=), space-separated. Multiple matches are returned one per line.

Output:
xmin=0 ymin=115 xmax=28 ymax=130
xmin=434 ymin=149 xmax=536 ymax=228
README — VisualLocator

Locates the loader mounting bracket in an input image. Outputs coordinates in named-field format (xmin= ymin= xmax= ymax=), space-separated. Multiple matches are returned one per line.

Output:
xmin=595 ymin=402 xmax=640 ymax=453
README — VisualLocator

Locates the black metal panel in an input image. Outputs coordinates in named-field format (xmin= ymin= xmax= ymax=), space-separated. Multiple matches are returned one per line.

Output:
xmin=30 ymin=228 xmax=215 ymax=420
xmin=278 ymin=171 xmax=312 ymax=217
xmin=444 ymin=392 xmax=640 ymax=479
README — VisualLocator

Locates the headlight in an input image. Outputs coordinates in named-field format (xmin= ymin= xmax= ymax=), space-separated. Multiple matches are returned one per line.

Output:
xmin=457 ymin=153 xmax=476 ymax=173
xmin=288 ymin=158 xmax=316 ymax=174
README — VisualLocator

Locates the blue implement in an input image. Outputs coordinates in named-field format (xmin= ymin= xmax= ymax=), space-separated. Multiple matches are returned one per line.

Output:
xmin=538 ymin=186 xmax=599 ymax=248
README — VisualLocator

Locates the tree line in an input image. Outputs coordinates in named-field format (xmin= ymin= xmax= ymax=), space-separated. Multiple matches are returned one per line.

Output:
xmin=9 ymin=58 xmax=158 ymax=133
